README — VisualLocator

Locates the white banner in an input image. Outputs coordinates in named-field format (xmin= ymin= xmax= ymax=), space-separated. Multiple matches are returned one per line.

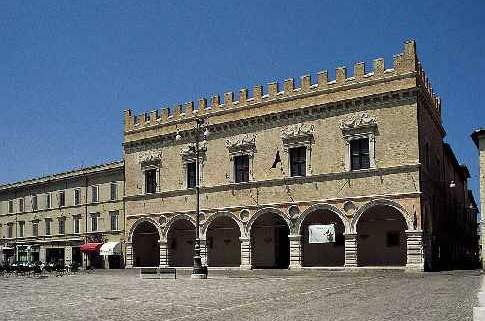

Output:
xmin=308 ymin=224 xmax=335 ymax=244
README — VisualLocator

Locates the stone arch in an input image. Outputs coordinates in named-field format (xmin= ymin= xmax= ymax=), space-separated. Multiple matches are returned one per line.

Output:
xmin=202 ymin=211 xmax=244 ymax=239
xmin=246 ymin=207 xmax=290 ymax=236
xmin=297 ymin=203 xmax=348 ymax=267
xmin=354 ymin=198 xmax=409 ymax=266
xmin=162 ymin=214 xmax=196 ymax=240
xmin=130 ymin=217 xmax=161 ymax=267
xmin=128 ymin=217 xmax=162 ymax=242
xmin=249 ymin=207 xmax=290 ymax=269
xmin=297 ymin=203 xmax=350 ymax=234
xmin=351 ymin=198 xmax=411 ymax=233
xmin=165 ymin=214 xmax=196 ymax=267
xmin=204 ymin=212 xmax=242 ymax=267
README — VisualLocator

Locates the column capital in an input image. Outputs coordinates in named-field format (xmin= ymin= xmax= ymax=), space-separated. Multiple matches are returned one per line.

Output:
xmin=288 ymin=234 xmax=301 ymax=241
xmin=239 ymin=237 xmax=250 ymax=242
xmin=405 ymin=230 xmax=423 ymax=236
xmin=344 ymin=233 xmax=357 ymax=239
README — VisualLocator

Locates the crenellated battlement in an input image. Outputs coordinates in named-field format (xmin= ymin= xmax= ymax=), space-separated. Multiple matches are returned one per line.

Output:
xmin=124 ymin=40 xmax=440 ymax=133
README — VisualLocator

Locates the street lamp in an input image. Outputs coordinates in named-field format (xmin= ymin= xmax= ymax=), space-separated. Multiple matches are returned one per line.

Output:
xmin=176 ymin=118 xmax=208 ymax=279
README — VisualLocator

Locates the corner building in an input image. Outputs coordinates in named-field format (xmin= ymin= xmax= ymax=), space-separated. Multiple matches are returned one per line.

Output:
xmin=123 ymin=40 xmax=478 ymax=272
xmin=0 ymin=162 xmax=125 ymax=268
xmin=0 ymin=40 xmax=478 ymax=271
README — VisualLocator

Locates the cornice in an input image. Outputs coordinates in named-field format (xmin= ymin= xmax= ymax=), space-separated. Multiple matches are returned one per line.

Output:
xmin=125 ymin=71 xmax=416 ymax=137
xmin=126 ymin=190 xmax=422 ymax=219
xmin=0 ymin=161 xmax=124 ymax=193
xmin=124 ymin=87 xmax=418 ymax=150
xmin=124 ymin=163 xmax=421 ymax=202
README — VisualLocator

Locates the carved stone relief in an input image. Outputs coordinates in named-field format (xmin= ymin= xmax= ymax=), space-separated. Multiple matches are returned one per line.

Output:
xmin=339 ymin=113 xmax=377 ymax=131
xmin=138 ymin=150 xmax=162 ymax=164
xmin=343 ymin=201 xmax=357 ymax=217
xmin=239 ymin=209 xmax=250 ymax=222
xmin=225 ymin=134 xmax=256 ymax=155
xmin=281 ymin=123 xmax=314 ymax=143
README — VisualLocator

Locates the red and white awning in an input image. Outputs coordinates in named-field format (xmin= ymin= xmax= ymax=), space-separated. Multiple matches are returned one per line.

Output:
xmin=80 ymin=243 xmax=102 ymax=253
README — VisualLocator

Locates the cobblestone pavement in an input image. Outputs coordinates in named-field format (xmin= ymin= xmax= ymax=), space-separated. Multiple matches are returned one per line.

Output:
xmin=0 ymin=269 xmax=480 ymax=321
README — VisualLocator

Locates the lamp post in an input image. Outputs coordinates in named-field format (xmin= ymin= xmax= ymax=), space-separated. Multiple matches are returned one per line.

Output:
xmin=176 ymin=118 xmax=208 ymax=279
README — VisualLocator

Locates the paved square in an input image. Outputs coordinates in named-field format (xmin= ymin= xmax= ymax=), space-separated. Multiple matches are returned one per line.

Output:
xmin=0 ymin=269 xmax=480 ymax=321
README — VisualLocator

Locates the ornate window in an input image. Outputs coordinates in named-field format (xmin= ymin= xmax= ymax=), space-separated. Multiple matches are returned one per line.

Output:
xmin=74 ymin=188 xmax=81 ymax=206
xmin=350 ymin=138 xmax=370 ymax=170
xmin=18 ymin=221 xmax=25 ymax=237
xmin=225 ymin=134 xmax=256 ymax=183
xmin=7 ymin=223 xmax=13 ymax=238
xmin=110 ymin=211 xmax=119 ymax=231
xmin=234 ymin=155 xmax=250 ymax=183
xmin=281 ymin=123 xmax=314 ymax=176
xmin=180 ymin=142 xmax=206 ymax=189
xmin=91 ymin=185 xmax=99 ymax=203
xmin=110 ymin=182 xmax=118 ymax=201
xmin=73 ymin=215 xmax=81 ymax=234
xmin=289 ymin=146 xmax=307 ymax=177
xmin=32 ymin=195 xmax=38 ymax=211
xmin=45 ymin=219 xmax=51 ymax=236
xmin=59 ymin=191 xmax=66 ymax=207
xmin=138 ymin=149 xmax=162 ymax=194
xmin=340 ymin=113 xmax=377 ymax=171
xmin=90 ymin=213 xmax=99 ymax=232
xmin=186 ymin=162 xmax=197 ymax=188
xmin=46 ymin=192 xmax=52 ymax=209
xmin=58 ymin=218 xmax=66 ymax=235
xmin=32 ymin=221 xmax=39 ymax=237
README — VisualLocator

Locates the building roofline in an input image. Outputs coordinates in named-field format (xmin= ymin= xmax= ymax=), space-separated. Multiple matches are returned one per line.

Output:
xmin=0 ymin=160 xmax=124 ymax=192
xmin=468 ymin=190 xmax=478 ymax=211
xmin=471 ymin=128 xmax=485 ymax=148
xmin=443 ymin=143 xmax=470 ymax=180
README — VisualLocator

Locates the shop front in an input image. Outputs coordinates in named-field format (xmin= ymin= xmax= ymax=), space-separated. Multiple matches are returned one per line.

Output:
xmin=100 ymin=242 xmax=123 ymax=269
xmin=80 ymin=243 xmax=103 ymax=269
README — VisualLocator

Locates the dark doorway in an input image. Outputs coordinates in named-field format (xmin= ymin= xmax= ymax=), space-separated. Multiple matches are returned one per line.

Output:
xmin=357 ymin=205 xmax=407 ymax=266
xmin=300 ymin=210 xmax=345 ymax=267
xmin=132 ymin=221 xmax=160 ymax=267
xmin=167 ymin=219 xmax=195 ymax=267
xmin=207 ymin=216 xmax=241 ymax=267
xmin=251 ymin=213 xmax=289 ymax=269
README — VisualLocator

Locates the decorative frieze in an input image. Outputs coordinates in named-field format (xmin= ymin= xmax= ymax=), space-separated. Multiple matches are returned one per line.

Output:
xmin=339 ymin=113 xmax=377 ymax=132
xmin=138 ymin=150 xmax=162 ymax=165
xmin=225 ymin=134 xmax=256 ymax=156
xmin=180 ymin=141 xmax=207 ymax=162
xmin=281 ymin=123 xmax=314 ymax=145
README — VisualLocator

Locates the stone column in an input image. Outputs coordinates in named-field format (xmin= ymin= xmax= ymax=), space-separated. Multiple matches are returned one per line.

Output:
xmin=406 ymin=230 xmax=424 ymax=271
xmin=125 ymin=242 xmax=133 ymax=268
xmin=39 ymin=246 xmax=46 ymax=263
xmin=239 ymin=237 xmax=251 ymax=269
xmin=64 ymin=246 xmax=72 ymax=267
xmin=344 ymin=233 xmax=358 ymax=267
xmin=159 ymin=240 xmax=168 ymax=268
xmin=200 ymin=238 xmax=208 ymax=266
xmin=288 ymin=234 xmax=302 ymax=270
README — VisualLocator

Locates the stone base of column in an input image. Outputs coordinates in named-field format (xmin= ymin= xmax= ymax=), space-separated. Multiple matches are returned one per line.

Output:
xmin=200 ymin=239 xmax=208 ymax=267
xmin=239 ymin=237 xmax=251 ymax=269
xmin=405 ymin=230 xmax=424 ymax=272
xmin=288 ymin=234 xmax=302 ymax=270
xmin=159 ymin=240 xmax=168 ymax=268
xmin=344 ymin=233 xmax=358 ymax=267
xmin=125 ymin=242 xmax=133 ymax=269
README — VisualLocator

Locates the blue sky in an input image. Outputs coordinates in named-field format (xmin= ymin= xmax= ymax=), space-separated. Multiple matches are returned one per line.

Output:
xmin=0 ymin=1 xmax=484 ymax=203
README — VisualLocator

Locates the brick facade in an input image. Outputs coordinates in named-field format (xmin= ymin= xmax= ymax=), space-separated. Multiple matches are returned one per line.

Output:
xmin=0 ymin=40 xmax=479 ymax=271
